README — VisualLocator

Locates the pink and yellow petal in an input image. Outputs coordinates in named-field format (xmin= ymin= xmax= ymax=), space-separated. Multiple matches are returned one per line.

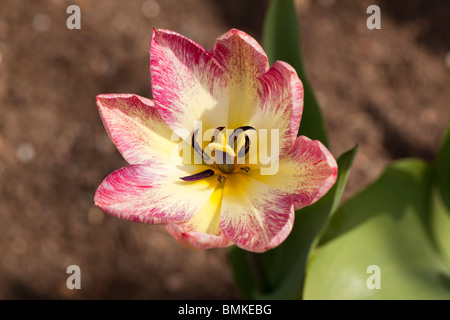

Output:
xmin=253 ymin=61 xmax=304 ymax=157
xmin=210 ymin=31 xmax=302 ymax=158
xmin=165 ymin=222 xmax=232 ymax=250
xmin=211 ymin=29 xmax=269 ymax=81
xmin=249 ymin=136 xmax=337 ymax=211
xmin=150 ymin=29 xmax=229 ymax=133
xmin=165 ymin=183 xmax=233 ymax=249
xmin=219 ymin=173 xmax=295 ymax=253
xmin=166 ymin=222 xmax=233 ymax=249
xmin=96 ymin=94 xmax=175 ymax=165
xmin=210 ymin=29 xmax=269 ymax=129
xmin=95 ymin=162 xmax=218 ymax=225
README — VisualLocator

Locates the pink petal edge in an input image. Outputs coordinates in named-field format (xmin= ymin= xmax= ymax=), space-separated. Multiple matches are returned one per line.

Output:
xmin=165 ymin=222 xmax=233 ymax=250
xmin=96 ymin=93 xmax=173 ymax=165
xmin=210 ymin=28 xmax=269 ymax=76
xmin=95 ymin=163 xmax=217 ymax=226
xmin=219 ymin=175 xmax=296 ymax=253
xmin=150 ymin=28 xmax=227 ymax=132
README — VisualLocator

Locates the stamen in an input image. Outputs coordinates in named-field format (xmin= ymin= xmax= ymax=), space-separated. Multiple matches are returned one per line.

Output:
xmin=187 ymin=126 xmax=255 ymax=178
xmin=180 ymin=169 xmax=215 ymax=181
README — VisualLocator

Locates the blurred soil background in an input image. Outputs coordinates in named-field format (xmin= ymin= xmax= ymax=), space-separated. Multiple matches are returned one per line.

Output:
xmin=0 ymin=0 xmax=448 ymax=299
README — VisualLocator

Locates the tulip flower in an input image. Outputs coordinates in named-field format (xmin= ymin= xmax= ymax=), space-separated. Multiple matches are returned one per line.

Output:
xmin=95 ymin=28 xmax=337 ymax=252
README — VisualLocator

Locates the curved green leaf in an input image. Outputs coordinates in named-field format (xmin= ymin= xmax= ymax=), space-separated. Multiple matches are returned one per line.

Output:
xmin=304 ymin=159 xmax=450 ymax=299
xmin=431 ymin=123 xmax=450 ymax=267
xmin=263 ymin=0 xmax=329 ymax=146
xmin=436 ymin=123 xmax=450 ymax=211
xmin=429 ymin=182 xmax=450 ymax=269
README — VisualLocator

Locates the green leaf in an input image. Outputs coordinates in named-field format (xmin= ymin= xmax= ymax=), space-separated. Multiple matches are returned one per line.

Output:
xmin=262 ymin=0 xmax=329 ymax=146
xmin=436 ymin=123 xmax=450 ymax=211
xmin=303 ymin=159 xmax=450 ymax=299
xmin=431 ymin=123 xmax=450 ymax=267
xmin=306 ymin=145 xmax=359 ymax=259
xmin=326 ymin=145 xmax=359 ymax=218
xmin=429 ymin=182 xmax=450 ymax=269
xmin=228 ymin=248 xmax=260 ymax=299
xmin=230 ymin=146 xmax=358 ymax=299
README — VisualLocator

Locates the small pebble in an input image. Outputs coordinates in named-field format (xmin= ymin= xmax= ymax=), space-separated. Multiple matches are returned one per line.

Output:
xmin=16 ymin=143 xmax=35 ymax=163
xmin=142 ymin=0 xmax=160 ymax=18
xmin=445 ymin=52 xmax=450 ymax=69
xmin=32 ymin=14 xmax=51 ymax=33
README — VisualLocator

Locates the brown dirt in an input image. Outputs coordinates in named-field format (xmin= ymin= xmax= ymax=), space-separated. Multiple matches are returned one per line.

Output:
xmin=0 ymin=0 xmax=448 ymax=299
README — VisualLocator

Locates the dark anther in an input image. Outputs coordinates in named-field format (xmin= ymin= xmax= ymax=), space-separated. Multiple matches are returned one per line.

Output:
xmin=211 ymin=126 xmax=225 ymax=142
xmin=191 ymin=129 xmax=210 ymax=162
xmin=228 ymin=126 xmax=255 ymax=157
xmin=240 ymin=166 xmax=250 ymax=173
xmin=237 ymin=136 xmax=251 ymax=158
xmin=228 ymin=126 xmax=255 ymax=144
xmin=180 ymin=169 xmax=215 ymax=181
xmin=217 ymin=175 xmax=225 ymax=183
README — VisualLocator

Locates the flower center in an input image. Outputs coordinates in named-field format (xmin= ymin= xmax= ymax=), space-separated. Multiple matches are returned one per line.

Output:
xmin=180 ymin=126 xmax=255 ymax=183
